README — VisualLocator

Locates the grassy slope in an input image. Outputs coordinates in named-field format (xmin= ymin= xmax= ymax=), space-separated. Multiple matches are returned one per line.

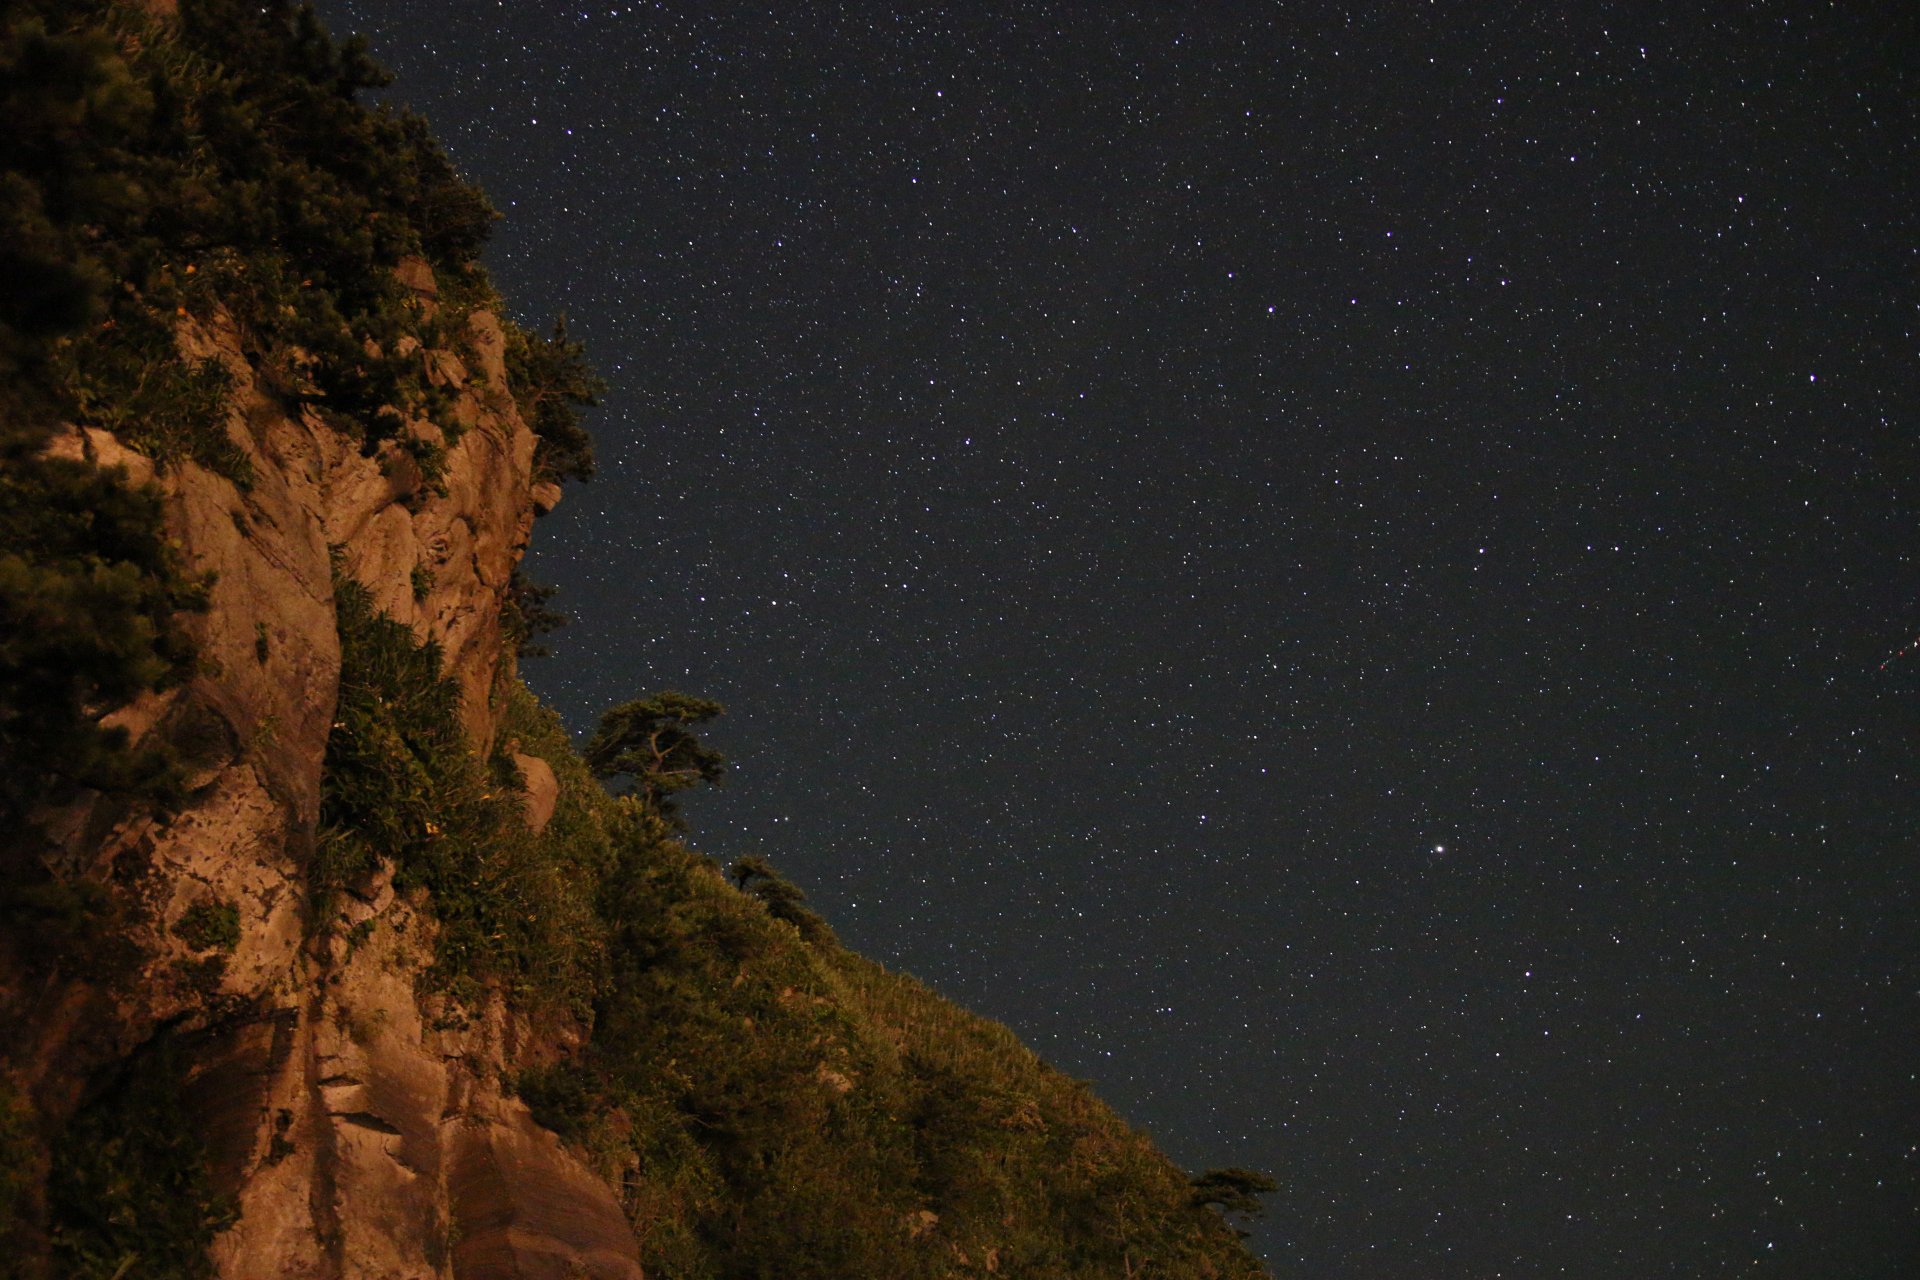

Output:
xmin=494 ymin=682 xmax=1270 ymax=1279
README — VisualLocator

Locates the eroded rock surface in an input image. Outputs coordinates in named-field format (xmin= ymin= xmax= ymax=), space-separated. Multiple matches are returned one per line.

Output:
xmin=4 ymin=259 xmax=638 ymax=1277
xmin=205 ymin=878 xmax=640 ymax=1280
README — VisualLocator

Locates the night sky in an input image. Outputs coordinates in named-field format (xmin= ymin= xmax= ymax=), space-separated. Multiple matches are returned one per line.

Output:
xmin=313 ymin=3 xmax=1916 ymax=1275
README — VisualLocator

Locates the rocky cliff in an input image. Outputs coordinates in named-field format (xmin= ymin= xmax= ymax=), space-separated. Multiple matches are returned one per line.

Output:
xmin=0 ymin=4 xmax=1272 ymax=1277
xmin=7 ymin=262 xmax=641 ymax=1277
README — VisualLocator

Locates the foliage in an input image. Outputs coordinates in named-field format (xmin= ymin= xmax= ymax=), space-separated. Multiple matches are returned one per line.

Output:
xmin=1 ymin=0 xmax=498 ymax=452
xmin=1 ymin=0 xmax=601 ymax=840
xmin=46 ymin=1041 xmax=234 ymax=1280
xmin=1190 ymin=1167 xmax=1279 ymax=1217
xmin=465 ymin=691 xmax=1270 ymax=1278
xmin=172 ymin=899 xmax=239 ymax=954
xmin=0 ymin=0 xmax=514 ymax=840
xmin=0 ymin=5 xmax=209 ymax=836
xmin=321 ymin=652 xmax=1272 ymax=1275
xmin=0 ymin=873 xmax=146 ymax=1001
xmin=584 ymin=692 xmax=727 ymax=819
xmin=730 ymin=854 xmax=833 ymax=944
xmin=0 ymin=450 xmax=205 ymax=831
xmin=502 ymin=565 xmax=567 ymax=659
xmin=514 ymin=1060 xmax=601 ymax=1144
xmin=318 ymin=579 xmax=606 ymax=1008
xmin=45 ymin=305 xmax=249 ymax=488
xmin=505 ymin=316 xmax=600 ymax=484
xmin=1191 ymin=1166 xmax=1280 ymax=1241
xmin=2 ymin=4 xmax=1268 ymax=1271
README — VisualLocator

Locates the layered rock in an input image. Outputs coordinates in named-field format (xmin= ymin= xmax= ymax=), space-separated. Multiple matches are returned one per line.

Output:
xmin=203 ymin=869 xmax=638 ymax=1280
xmin=4 ymin=261 xmax=634 ymax=1278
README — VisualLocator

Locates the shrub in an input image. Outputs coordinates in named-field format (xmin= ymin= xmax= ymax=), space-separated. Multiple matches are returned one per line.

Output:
xmin=172 ymin=899 xmax=239 ymax=953
xmin=504 ymin=316 xmax=600 ymax=484
xmin=317 ymin=578 xmax=604 ymax=1009
xmin=46 ymin=1040 xmax=235 ymax=1280
xmin=502 ymin=566 xmax=567 ymax=659
xmin=48 ymin=305 xmax=251 ymax=489
xmin=1 ymin=0 xmax=520 ymax=841
xmin=0 ymin=452 xmax=206 ymax=833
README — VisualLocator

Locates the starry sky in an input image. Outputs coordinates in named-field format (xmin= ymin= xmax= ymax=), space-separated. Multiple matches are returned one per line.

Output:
xmin=312 ymin=3 xmax=1917 ymax=1275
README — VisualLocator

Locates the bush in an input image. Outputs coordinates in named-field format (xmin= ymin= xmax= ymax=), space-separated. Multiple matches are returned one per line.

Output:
xmin=317 ymin=578 xmax=604 ymax=1009
xmin=46 ymin=1040 xmax=234 ymax=1280
xmin=48 ymin=305 xmax=251 ymax=488
xmin=504 ymin=316 xmax=600 ymax=484
xmin=1 ymin=0 xmax=519 ymax=842
xmin=517 ymin=773 xmax=1267 ymax=1279
xmin=172 ymin=899 xmax=239 ymax=954
xmin=502 ymin=566 xmax=567 ymax=659
xmin=0 ymin=451 xmax=205 ymax=833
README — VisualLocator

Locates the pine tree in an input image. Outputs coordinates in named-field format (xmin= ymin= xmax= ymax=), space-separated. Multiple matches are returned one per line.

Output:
xmin=584 ymin=691 xmax=726 ymax=818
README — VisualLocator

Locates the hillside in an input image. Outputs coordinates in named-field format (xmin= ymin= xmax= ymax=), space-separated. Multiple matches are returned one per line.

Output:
xmin=0 ymin=2 xmax=1273 ymax=1276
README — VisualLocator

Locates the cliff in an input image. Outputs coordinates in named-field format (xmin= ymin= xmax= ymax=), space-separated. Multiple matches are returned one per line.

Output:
xmin=13 ymin=275 xmax=639 ymax=1279
xmin=0 ymin=4 xmax=1272 ymax=1277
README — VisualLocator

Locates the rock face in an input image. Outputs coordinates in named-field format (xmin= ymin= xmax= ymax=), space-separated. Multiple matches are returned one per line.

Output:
xmin=205 ymin=872 xmax=640 ymax=1280
xmin=511 ymin=753 xmax=562 ymax=836
xmin=3 ymin=261 xmax=640 ymax=1278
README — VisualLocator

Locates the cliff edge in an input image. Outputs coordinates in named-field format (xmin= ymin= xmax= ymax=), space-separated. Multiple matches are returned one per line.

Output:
xmin=0 ymin=4 xmax=1272 ymax=1278
xmin=9 ymin=260 xmax=640 ymax=1276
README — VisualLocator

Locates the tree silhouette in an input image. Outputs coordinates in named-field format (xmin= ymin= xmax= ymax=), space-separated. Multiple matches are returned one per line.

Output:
xmin=584 ymin=691 xmax=725 ymax=818
xmin=506 ymin=314 xmax=601 ymax=484
xmin=729 ymin=854 xmax=831 ymax=943
xmin=1189 ymin=1167 xmax=1278 ymax=1234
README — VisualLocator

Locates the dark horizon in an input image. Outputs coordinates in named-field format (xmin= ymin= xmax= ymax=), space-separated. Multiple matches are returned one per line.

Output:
xmin=316 ymin=2 xmax=1918 ymax=1274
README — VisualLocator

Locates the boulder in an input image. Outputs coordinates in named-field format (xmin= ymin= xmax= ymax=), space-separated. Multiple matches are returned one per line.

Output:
xmin=512 ymin=753 xmax=560 ymax=835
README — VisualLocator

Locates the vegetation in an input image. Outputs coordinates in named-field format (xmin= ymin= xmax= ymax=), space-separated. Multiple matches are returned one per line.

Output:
xmin=506 ymin=316 xmax=602 ymax=484
xmin=730 ymin=852 xmax=833 ymax=943
xmin=316 ymin=577 xmax=605 ymax=1007
xmin=3 ymin=5 xmax=1272 ymax=1276
xmin=172 ymin=899 xmax=239 ymax=954
xmin=1190 ymin=1167 xmax=1279 ymax=1235
xmin=0 ymin=451 xmax=206 ymax=827
xmin=315 ymin=598 xmax=1271 ymax=1275
xmin=584 ymin=691 xmax=727 ymax=819
xmin=0 ymin=0 xmax=597 ymax=841
xmin=503 ymin=565 xmax=568 ymax=658
xmin=480 ymin=681 xmax=1269 ymax=1279
xmin=46 ymin=1040 xmax=234 ymax=1280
